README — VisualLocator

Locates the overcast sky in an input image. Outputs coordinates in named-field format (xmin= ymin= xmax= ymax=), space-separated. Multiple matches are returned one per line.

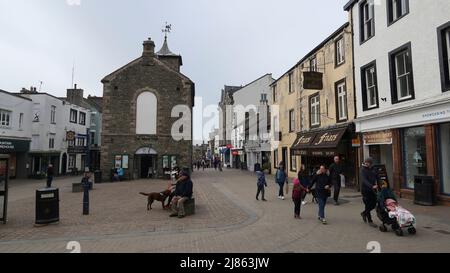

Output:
xmin=0 ymin=0 xmax=349 ymax=142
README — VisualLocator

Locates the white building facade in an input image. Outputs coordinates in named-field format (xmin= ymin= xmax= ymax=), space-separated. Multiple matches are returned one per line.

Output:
xmin=0 ymin=90 xmax=32 ymax=179
xmin=20 ymin=92 xmax=91 ymax=176
xmin=230 ymin=74 xmax=274 ymax=170
xmin=345 ymin=0 xmax=450 ymax=203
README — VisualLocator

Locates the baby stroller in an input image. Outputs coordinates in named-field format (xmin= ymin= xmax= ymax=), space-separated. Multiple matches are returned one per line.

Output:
xmin=376 ymin=182 xmax=416 ymax=236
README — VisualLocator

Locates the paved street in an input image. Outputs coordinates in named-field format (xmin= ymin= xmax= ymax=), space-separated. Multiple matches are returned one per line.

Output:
xmin=0 ymin=169 xmax=449 ymax=253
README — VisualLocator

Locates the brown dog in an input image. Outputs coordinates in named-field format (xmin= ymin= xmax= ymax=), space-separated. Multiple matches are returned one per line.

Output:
xmin=139 ymin=190 xmax=172 ymax=211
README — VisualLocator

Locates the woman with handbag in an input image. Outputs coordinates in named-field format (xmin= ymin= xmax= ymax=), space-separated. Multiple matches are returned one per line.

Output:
xmin=309 ymin=165 xmax=332 ymax=224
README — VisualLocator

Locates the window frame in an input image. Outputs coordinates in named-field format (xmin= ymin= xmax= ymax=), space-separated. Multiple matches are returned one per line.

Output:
xmin=79 ymin=111 xmax=86 ymax=126
xmin=290 ymin=149 xmax=297 ymax=172
xmin=389 ymin=42 xmax=415 ymax=104
xmin=0 ymin=109 xmax=11 ymax=128
xmin=289 ymin=109 xmax=295 ymax=133
xmin=310 ymin=56 xmax=318 ymax=72
xmin=288 ymin=72 xmax=294 ymax=93
xmin=272 ymin=85 xmax=277 ymax=102
xmin=68 ymin=154 xmax=76 ymax=168
xmin=361 ymin=60 xmax=380 ymax=111
xmin=50 ymin=105 xmax=56 ymax=124
xmin=387 ymin=0 xmax=409 ymax=26
xmin=49 ymin=134 xmax=55 ymax=149
xmin=335 ymin=78 xmax=348 ymax=122
xmin=19 ymin=113 xmax=24 ymax=130
xmin=274 ymin=149 xmax=278 ymax=168
xmin=335 ymin=36 xmax=346 ymax=67
xmin=437 ymin=22 xmax=450 ymax=92
xmin=359 ymin=0 xmax=375 ymax=44
xmin=69 ymin=109 xmax=78 ymax=124
xmin=309 ymin=93 xmax=321 ymax=128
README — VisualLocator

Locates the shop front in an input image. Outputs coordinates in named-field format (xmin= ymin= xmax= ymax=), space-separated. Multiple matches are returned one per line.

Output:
xmin=291 ymin=125 xmax=357 ymax=187
xmin=0 ymin=138 xmax=30 ymax=179
xmin=361 ymin=130 xmax=394 ymax=188
xmin=231 ymin=149 xmax=245 ymax=169
xmin=29 ymin=152 xmax=61 ymax=178
xmin=356 ymin=101 xmax=450 ymax=205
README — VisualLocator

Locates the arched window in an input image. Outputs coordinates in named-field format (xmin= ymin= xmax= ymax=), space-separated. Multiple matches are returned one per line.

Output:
xmin=136 ymin=92 xmax=157 ymax=135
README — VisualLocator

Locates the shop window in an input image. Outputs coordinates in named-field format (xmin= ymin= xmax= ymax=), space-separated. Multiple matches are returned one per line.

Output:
xmin=387 ymin=0 xmax=409 ymax=25
xmin=68 ymin=155 xmax=76 ymax=168
xmin=439 ymin=123 xmax=450 ymax=195
xmin=403 ymin=127 xmax=427 ymax=189
xmin=290 ymin=150 xmax=297 ymax=172
xmin=438 ymin=22 xmax=450 ymax=92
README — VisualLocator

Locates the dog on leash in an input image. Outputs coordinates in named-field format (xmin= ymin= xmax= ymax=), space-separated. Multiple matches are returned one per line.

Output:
xmin=139 ymin=190 xmax=172 ymax=211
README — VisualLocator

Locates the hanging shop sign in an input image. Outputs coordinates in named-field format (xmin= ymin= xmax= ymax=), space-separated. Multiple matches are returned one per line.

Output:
xmin=303 ymin=72 xmax=323 ymax=90
xmin=363 ymin=130 xmax=393 ymax=145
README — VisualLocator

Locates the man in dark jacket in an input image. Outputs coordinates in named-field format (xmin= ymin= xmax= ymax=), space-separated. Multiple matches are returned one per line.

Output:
xmin=329 ymin=156 xmax=344 ymax=205
xmin=170 ymin=170 xmax=193 ymax=218
xmin=360 ymin=157 xmax=378 ymax=227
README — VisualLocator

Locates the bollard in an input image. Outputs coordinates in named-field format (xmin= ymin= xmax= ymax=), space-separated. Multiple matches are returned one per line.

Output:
xmin=82 ymin=181 xmax=89 ymax=215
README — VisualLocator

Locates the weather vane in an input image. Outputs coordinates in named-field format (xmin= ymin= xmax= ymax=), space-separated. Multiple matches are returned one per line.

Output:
xmin=162 ymin=22 xmax=172 ymax=39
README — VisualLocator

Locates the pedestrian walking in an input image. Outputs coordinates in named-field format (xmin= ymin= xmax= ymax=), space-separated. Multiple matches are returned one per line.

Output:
xmin=329 ymin=155 xmax=344 ymax=205
xmin=309 ymin=165 xmax=332 ymax=224
xmin=202 ymin=159 xmax=206 ymax=171
xmin=292 ymin=177 xmax=307 ymax=219
xmin=46 ymin=164 xmax=54 ymax=188
xmin=297 ymin=164 xmax=310 ymax=205
xmin=256 ymin=170 xmax=267 ymax=201
xmin=360 ymin=157 xmax=379 ymax=228
xmin=275 ymin=162 xmax=288 ymax=200
xmin=218 ymin=159 xmax=223 ymax=172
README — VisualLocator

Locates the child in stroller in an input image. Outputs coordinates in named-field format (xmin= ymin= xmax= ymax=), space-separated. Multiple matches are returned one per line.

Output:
xmin=376 ymin=181 xmax=417 ymax=236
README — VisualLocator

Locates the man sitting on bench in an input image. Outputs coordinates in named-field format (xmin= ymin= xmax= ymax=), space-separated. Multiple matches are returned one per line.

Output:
xmin=169 ymin=170 xmax=193 ymax=219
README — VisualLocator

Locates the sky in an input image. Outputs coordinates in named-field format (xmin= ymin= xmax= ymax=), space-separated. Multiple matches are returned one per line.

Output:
xmin=0 ymin=0 xmax=349 ymax=143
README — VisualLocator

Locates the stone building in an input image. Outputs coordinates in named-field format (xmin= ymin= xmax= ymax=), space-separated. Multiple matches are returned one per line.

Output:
xmin=101 ymin=36 xmax=195 ymax=180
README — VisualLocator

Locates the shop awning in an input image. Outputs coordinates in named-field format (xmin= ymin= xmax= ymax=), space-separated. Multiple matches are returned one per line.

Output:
xmin=291 ymin=133 xmax=317 ymax=150
xmin=291 ymin=127 xmax=348 ymax=156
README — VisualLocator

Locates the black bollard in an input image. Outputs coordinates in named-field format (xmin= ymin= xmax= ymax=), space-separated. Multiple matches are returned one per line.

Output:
xmin=82 ymin=181 xmax=89 ymax=215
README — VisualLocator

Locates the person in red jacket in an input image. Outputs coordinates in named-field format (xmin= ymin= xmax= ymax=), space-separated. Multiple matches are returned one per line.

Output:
xmin=292 ymin=178 xmax=307 ymax=219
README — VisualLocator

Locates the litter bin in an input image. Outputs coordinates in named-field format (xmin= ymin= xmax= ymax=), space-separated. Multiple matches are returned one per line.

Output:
xmin=94 ymin=170 xmax=102 ymax=184
xmin=35 ymin=188 xmax=59 ymax=225
xmin=414 ymin=175 xmax=435 ymax=206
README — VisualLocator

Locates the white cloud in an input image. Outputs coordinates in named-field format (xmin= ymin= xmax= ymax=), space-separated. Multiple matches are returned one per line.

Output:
xmin=66 ymin=0 xmax=81 ymax=6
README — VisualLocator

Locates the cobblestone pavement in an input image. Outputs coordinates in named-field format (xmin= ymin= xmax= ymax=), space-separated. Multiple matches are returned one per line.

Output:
xmin=0 ymin=169 xmax=449 ymax=253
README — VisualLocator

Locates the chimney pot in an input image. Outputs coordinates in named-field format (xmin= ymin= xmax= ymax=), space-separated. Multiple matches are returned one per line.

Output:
xmin=143 ymin=38 xmax=155 ymax=56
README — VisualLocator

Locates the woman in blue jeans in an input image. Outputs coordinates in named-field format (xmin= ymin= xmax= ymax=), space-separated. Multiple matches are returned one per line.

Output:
xmin=309 ymin=165 xmax=332 ymax=224
xmin=275 ymin=162 xmax=288 ymax=200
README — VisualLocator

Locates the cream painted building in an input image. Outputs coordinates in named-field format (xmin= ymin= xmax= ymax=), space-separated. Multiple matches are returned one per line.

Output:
xmin=272 ymin=22 xmax=358 ymax=185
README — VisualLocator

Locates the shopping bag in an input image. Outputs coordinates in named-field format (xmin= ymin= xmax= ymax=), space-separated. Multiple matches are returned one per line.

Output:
xmin=340 ymin=174 xmax=346 ymax=188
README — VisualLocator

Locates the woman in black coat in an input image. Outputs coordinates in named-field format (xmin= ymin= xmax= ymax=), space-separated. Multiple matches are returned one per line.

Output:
xmin=309 ymin=165 xmax=332 ymax=224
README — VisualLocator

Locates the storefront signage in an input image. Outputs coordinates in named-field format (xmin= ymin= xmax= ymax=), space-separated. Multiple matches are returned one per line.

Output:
xmin=0 ymin=139 xmax=30 ymax=153
xmin=363 ymin=130 xmax=393 ymax=145
xmin=312 ymin=129 xmax=346 ymax=148
xmin=352 ymin=137 xmax=361 ymax=147
xmin=67 ymin=147 xmax=87 ymax=154
xmin=66 ymin=131 xmax=76 ymax=141
xmin=292 ymin=133 xmax=316 ymax=150
xmin=303 ymin=72 xmax=323 ymax=90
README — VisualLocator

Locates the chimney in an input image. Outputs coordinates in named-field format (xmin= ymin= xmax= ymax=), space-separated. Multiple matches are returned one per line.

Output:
xmin=143 ymin=38 xmax=155 ymax=57
xmin=66 ymin=84 xmax=84 ymax=106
